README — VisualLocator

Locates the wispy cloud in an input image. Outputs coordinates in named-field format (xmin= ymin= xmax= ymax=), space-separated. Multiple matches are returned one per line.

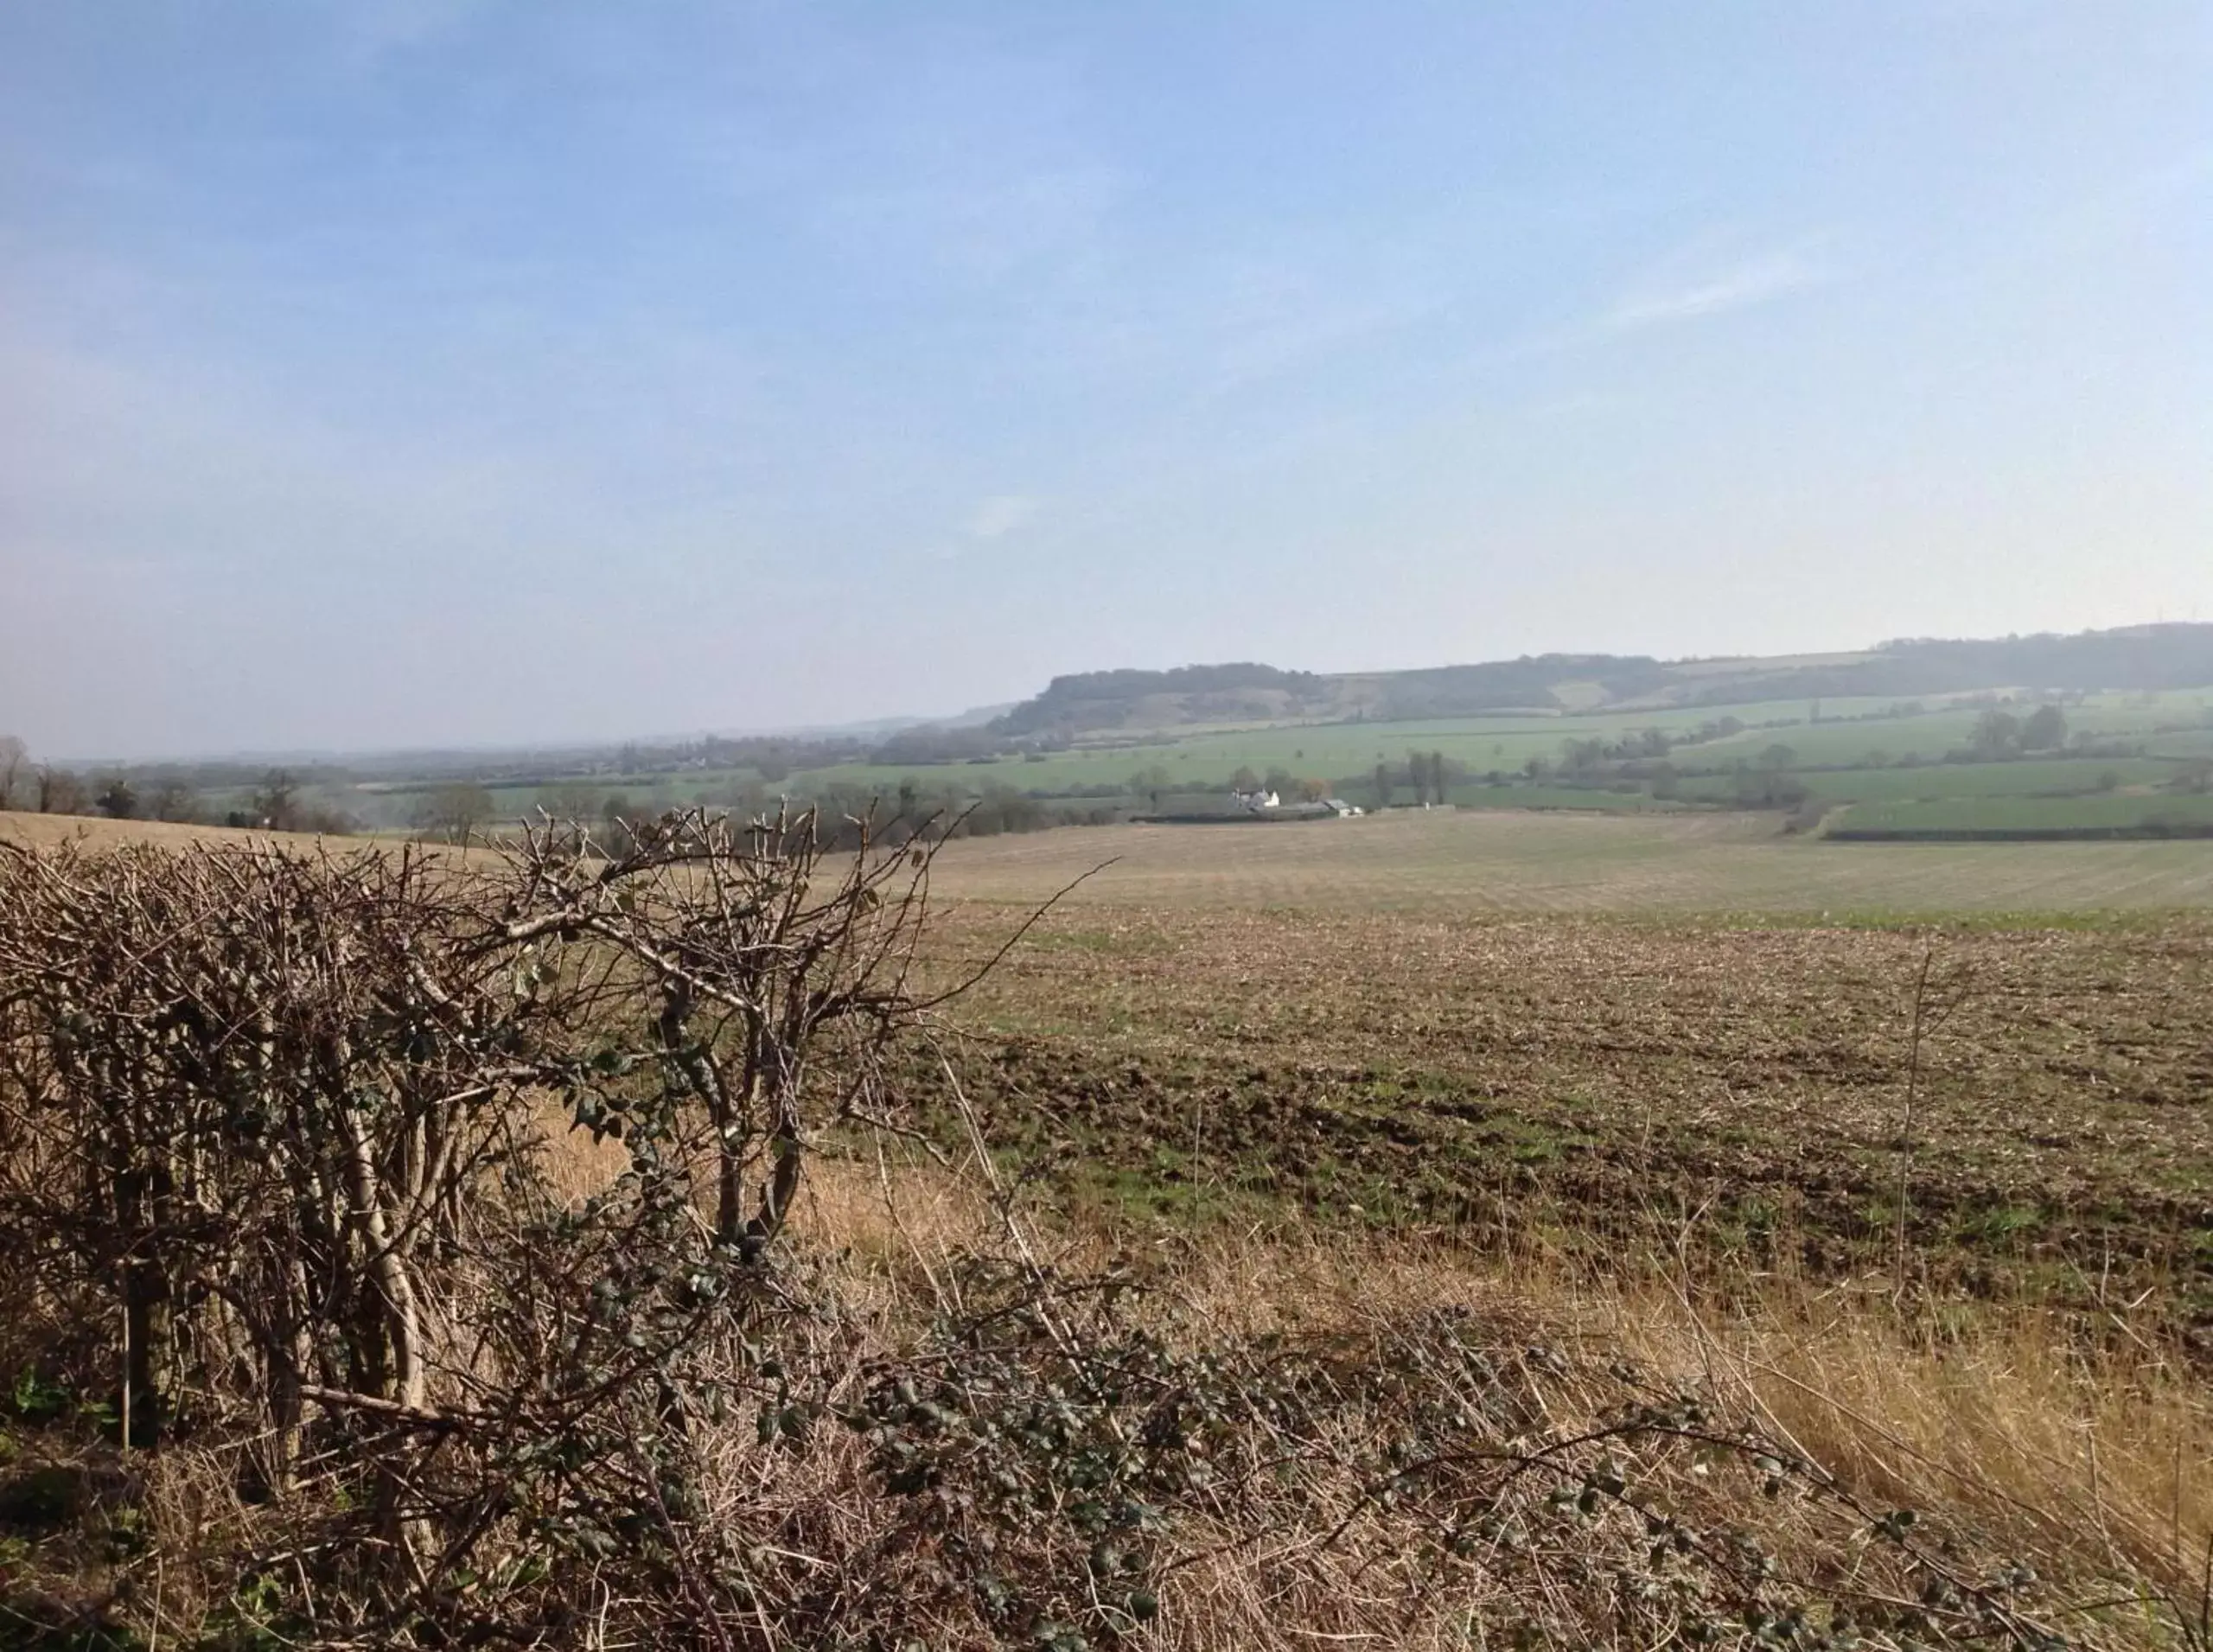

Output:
xmin=963 ymin=494 xmax=1038 ymax=539
xmin=919 ymin=494 xmax=1037 ymax=564
xmin=1191 ymin=261 xmax=1437 ymax=397
xmin=1603 ymin=241 xmax=1835 ymax=332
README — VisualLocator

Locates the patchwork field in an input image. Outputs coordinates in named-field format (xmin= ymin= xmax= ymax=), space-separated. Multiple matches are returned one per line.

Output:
xmin=35 ymin=683 xmax=2209 ymax=852
xmin=786 ymin=689 xmax=2213 ymax=797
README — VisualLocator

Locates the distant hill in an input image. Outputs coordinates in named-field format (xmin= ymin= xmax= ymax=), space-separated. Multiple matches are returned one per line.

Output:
xmin=987 ymin=624 xmax=2213 ymax=738
xmin=990 ymin=663 xmax=1330 ymax=737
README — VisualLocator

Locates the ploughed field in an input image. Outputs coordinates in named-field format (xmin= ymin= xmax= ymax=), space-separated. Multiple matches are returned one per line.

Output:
xmin=903 ymin=815 xmax=2213 ymax=1343
xmin=909 ymin=807 xmax=2213 ymax=912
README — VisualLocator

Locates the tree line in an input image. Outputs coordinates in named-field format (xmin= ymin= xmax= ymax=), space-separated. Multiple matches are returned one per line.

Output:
xmin=0 ymin=739 xmax=357 ymax=833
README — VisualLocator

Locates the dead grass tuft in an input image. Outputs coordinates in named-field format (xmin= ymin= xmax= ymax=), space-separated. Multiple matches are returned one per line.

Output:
xmin=775 ymin=1151 xmax=2211 ymax=1648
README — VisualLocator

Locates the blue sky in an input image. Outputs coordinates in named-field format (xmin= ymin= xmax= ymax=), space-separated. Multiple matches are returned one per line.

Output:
xmin=3 ymin=1 xmax=2208 ymax=756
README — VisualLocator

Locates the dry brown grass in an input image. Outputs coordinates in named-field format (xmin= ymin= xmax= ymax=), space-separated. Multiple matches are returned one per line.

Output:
xmin=1674 ymin=1293 xmax=2210 ymax=1608
xmin=8 ymin=1074 xmax=2202 ymax=1648
xmin=0 ymin=809 xmax=335 ymax=852
xmin=780 ymin=1148 xmax=2212 ymax=1648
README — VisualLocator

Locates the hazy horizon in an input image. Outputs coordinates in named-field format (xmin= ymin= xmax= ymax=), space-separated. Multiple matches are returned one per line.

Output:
xmin=31 ymin=621 xmax=2213 ymax=769
xmin=6 ymin=3 xmax=2210 ymax=758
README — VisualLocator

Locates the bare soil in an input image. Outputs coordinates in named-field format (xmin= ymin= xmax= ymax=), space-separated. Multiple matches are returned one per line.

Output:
xmin=909 ymin=901 xmax=2213 ymax=1345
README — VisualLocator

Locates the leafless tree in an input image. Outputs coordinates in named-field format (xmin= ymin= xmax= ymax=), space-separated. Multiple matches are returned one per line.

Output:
xmin=414 ymin=780 xmax=496 ymax=842
xmin=252 ymin=767 xmax=299 ymax=830
xmin=145 ymin=779 xmax=201 ymax=822
xmin=35 ymin=763 xmax=87 ymax=815
xmin=489 ymin=803 xmax=960 ymax=1247
xmin=540 ymin=779 xmax=603 ymax=823
xmin=0 ymin=734 xmax=25 ymax=809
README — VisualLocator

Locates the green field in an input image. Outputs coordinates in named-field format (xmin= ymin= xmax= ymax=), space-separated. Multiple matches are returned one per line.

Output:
xmin=778 ymin=697 xmax=1979 ymax=798
xmin=1831 ymin=793 xmax=2213 ymax=836
xmin=789 ymin=715 xmax=1619 ymax=794
xmin=344 ymin=769 xmax=763 ymax=831
xmin=1671 ymin=755 xmax=2184 ymax=807
xmin=778 ymin=689 xmax=2213 ymax=801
